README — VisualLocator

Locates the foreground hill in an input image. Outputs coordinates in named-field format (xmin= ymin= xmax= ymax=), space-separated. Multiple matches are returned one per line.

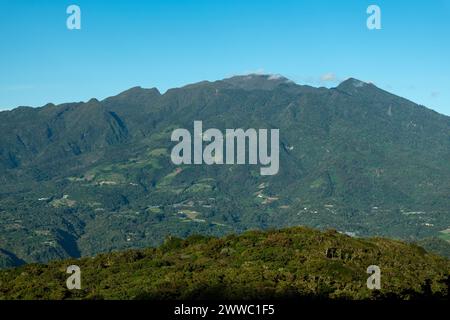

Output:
xmin=0 ymin=74 xmax=449 ymax=267
xmin=0 ymin=227 xmax=448 ymax=300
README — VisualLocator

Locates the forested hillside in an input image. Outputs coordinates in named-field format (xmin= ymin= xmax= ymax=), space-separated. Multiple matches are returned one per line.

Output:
xmin=0 ymin=75 xmax=449 ymax=267
xmin=1 ymin=227 xmax=449 ymax=300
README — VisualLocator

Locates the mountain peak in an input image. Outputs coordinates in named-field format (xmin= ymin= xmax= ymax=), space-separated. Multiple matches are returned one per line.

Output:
xmin=116 ymin=86 xmax=161 ymax=97
xmin=102 ymin=86 xmax=161 ymax=105
xmin=338 ymin=78 xmax=370 ymax=88
xmin=334 ymin=78 xmax=379 ymax=95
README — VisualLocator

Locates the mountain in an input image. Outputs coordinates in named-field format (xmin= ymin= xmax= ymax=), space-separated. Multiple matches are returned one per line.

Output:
xmin=0 ymin=74 xmax=449 ymax=268
xmin=0 ymin=227 xmax=448 ymax=300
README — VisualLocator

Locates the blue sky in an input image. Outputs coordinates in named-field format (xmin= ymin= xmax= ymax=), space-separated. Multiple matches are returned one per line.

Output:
xmin=1 ymin=0 xmax=449 ymax=115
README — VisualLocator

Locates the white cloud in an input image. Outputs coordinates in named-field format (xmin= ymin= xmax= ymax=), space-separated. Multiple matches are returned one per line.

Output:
xmin=244 ymin=68 xmax=265 ymax=75
xmin=320 ymin=73 xmax=336 ymax=82
xmin=268 ymin=74 xmax=283 ymax=80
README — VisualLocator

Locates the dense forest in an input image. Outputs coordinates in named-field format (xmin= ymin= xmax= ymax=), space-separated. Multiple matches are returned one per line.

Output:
xmin=1 ymin=227 xmax=448 ymax=300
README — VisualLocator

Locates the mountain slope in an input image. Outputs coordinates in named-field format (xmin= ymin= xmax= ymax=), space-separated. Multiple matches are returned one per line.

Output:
xmin=0 ymin=75 xmax=449 ymax=267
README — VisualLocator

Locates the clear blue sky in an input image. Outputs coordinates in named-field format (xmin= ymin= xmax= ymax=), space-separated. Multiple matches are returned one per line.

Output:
xmin=1 ymin=0 xmax=449 ymax=115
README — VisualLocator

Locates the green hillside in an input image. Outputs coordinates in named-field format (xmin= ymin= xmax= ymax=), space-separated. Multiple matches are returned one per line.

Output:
xmin=0 ymin=75 xmax=449 ymax=267
xmin=0 ymin=227 xmax=448 ymax=300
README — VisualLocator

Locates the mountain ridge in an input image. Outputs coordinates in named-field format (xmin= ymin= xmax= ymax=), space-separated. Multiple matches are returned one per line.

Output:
xmin=3 ymin=74 xmax=446 ymax=117
xmin=0 ymin=74 xmax=449 ymax=268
